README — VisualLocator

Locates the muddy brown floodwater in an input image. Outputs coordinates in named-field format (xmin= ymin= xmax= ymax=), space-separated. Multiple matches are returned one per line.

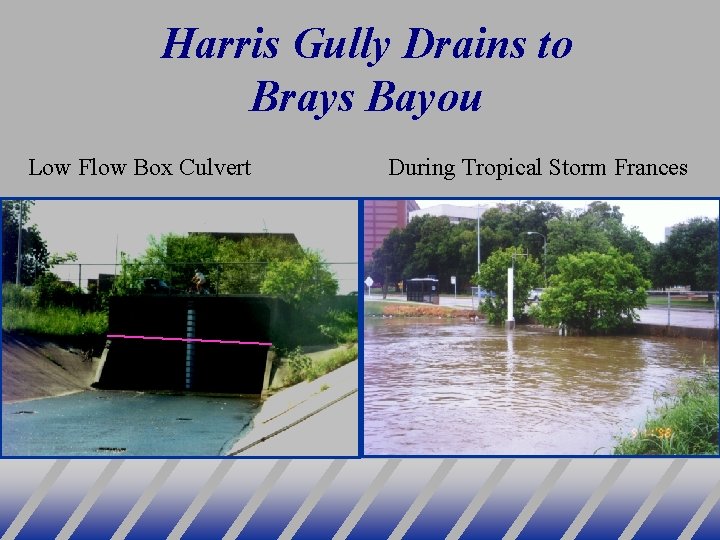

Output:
xmin=363 ymin=318 xmax=718 ymax=455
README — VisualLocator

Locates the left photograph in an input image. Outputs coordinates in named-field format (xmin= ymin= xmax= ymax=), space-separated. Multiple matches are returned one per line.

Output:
xmin=2 ymin=199 xmax=359 ymax=456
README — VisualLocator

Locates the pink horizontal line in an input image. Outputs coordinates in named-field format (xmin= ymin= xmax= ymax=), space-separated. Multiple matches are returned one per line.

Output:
xmin=107 ymin=334 xmax=272 ymax=346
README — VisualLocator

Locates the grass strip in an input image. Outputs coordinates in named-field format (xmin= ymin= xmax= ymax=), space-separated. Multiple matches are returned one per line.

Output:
xmin=284 ymin=344 xmax=358 ymax=385
xmin=2 ymin=306 xmax=108 ymax=337
xmin=614 ymin=370 xmax=719 ymax=455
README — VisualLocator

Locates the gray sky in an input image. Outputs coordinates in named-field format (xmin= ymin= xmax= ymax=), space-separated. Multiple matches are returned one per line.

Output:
xmin=416 ymin=199 xmax=719 ymax=244
xmin=26 ymin=200 xmax=358 ymax=293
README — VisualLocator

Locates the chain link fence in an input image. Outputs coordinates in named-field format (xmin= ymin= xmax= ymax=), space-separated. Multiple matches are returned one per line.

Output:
xmin=646 ymin=290 xmax=719 ymax=329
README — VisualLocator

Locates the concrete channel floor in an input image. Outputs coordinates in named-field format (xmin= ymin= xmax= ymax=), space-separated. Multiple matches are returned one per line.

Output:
xmin=227 ymin=360 xmax=358 ymax=456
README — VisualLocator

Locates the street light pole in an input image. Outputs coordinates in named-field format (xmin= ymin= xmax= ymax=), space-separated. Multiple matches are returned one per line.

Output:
xmin=526 ymin=231 xmax=547 ymax=287
xmin=15 ymin=201 xmax=24 ymax=285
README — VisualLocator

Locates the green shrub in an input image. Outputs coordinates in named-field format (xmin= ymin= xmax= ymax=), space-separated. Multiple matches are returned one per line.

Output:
xmin=539 ymin=249 xmax=650 ymax=334
xmin=3 ymin=305 xmax=108 ymax=336
xmin=284 ymin=347 xmax=313 ymax=386
xmin=305 ymin=345 xmax=358 ymax=381
xmin=318 ymin=309 xmax=358 ymax=344
xmin=473 ymin=247 xmax=541 ymax=325
xmin=526 ymin=303 xmax=542 ymax=321
xmin=2 ymin=283 xmax=35 ymax=309
xmin=281 ymin=344 xmax=358 ymax=386
xmin=33 ymin=273 xmax=84 ymax=309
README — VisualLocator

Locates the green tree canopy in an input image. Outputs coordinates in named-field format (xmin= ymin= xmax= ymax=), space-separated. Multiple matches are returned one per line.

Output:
xmin=113 ymin=233 xmax=330 ymax=298
xmin=366 ymin=201 xmax=657 ymax=297
xmin=2 ymin=201 xmax=49 ymax=285
xmin=367 ymin=214 xmax=476 ymax=294
xmin=215 ymin=236 xmax=303 ymax=294
xmin=368 ymin=213 xmax=491 ymax=294
xmin=546 ymin=202 xmax=653 ymax=278
xmin=260 ymin=248 xmax=338 ymax=306
xmin=114 ymin=233 xmax=219 ymax=294
xmin=473 ymin=247 xmax=541 ymax=324
xmin=538 ymin=249 xmax=651 ymax=334
xmin=481 ymin=201 xmax=564 ymax=261
xmin=651 ymin=217 xmax=718 ymax=291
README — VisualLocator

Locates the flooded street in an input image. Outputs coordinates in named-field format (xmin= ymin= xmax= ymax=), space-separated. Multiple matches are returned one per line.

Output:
xmin=3 ymin=391 xmax=260 ymax=456
xmin=364 ymin=318 xmax=718 ymax=455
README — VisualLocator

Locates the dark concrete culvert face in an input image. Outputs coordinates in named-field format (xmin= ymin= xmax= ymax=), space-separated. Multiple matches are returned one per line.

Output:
xmin=176 ymin=417 xmax=192 ymax=421
xmin=13 ymin=411 xmax=36 ymax=415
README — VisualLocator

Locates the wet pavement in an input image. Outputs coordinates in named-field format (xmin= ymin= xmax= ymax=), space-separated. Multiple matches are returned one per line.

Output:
xmin=636 ymin=305 xmax=717 ymax=329
xmin=3 ymin=360 xmax=360 ymax=457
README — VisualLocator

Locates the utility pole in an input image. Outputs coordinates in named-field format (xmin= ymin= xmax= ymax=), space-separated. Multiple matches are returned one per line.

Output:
xmin=526 ymin=231 xmax=547 ymax=287
xmin=15 ymin=201 xmax=24 ymax=285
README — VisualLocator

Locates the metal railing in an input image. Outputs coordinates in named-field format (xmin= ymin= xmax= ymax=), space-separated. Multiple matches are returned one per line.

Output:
xmin=646 ymin=290 xmax=718 ymax=329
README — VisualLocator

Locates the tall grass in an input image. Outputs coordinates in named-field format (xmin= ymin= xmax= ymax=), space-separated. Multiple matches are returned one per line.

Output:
xmin=614 ymin=370 xmax=719 ymax=455
xmin=318 ymin=309 xmax=358 ymax=343
xmin=283 ymin=345 xmax=358 ymax=386
xmin=2 ymin=283 xmax=34 ymax=309
xmin=305 ymin=345 xmax=358 ymax=381
xmin=3 ymin=283 xmax=107 ymax=337
xmin=3 ymin=306 xmax=108 ymax=337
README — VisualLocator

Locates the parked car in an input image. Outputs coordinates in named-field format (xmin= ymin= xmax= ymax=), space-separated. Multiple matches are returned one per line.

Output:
xmin=473 ymin=287 xmax=497 ymax=299
xmin=527 ymin=288 xmax=544 ymax=302
xmin=142 ymin=278 xmax=174 ymax=295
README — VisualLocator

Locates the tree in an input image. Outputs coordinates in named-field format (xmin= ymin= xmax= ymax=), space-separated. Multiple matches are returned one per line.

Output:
xmin=113 ymin=233 xmax=219 ymax=294
xmin=545 ymin=202 xmax=654 ymax=278
xmin=403 ymin=215 xmax=460 ymax=292
xmin=2 ymin=201 xmax=49 ymax=284
xmin=481 ymin=201 xmax=564 ymax=261
xmin=368 ymin=227 xmax=410 ymax=298
xmin=161 ymin=233 xmax=219 ymax=289
xmin=215 ymin=236 xmax=302 ymax=294
xmin=260 ymin=248 xmax=338 ymax=306
xmin=538 ymin=249 xmax=651 ymax=334
xmin=113 ymin=233 xmax=329 ymax=296
xmin=651 ymin=217 xmax=718 ymax=291
xmin=546 ymin=211 xmax=612 ymax=276
xmin=472 ymin=247 xmax=541 ymax=324
xmin=368 ymin=214 xmax=487 ymax=295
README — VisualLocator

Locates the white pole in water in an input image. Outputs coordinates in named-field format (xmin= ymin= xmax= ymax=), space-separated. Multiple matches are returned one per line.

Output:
xmin=506 ymin=266 xmax=515 ymax=329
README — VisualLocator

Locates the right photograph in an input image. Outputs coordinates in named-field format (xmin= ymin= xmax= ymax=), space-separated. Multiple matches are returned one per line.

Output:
xmin=363 ymin=199 xmax=719 ymax=456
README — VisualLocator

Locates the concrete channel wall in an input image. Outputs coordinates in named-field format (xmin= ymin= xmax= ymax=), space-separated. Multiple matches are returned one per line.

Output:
xmin=634 ymin=323 xmax=718 ymax=342
xmin=97 ymin=295 xmax=285 ymax=394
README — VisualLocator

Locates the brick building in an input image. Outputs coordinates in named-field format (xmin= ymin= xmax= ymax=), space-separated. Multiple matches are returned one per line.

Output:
xmin=363 ymin=200 xmax=419 ymax=263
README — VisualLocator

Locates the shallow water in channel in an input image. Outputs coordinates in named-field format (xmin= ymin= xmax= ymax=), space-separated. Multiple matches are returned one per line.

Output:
xmin=3 ymin=390 xmax=260 ymax=456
